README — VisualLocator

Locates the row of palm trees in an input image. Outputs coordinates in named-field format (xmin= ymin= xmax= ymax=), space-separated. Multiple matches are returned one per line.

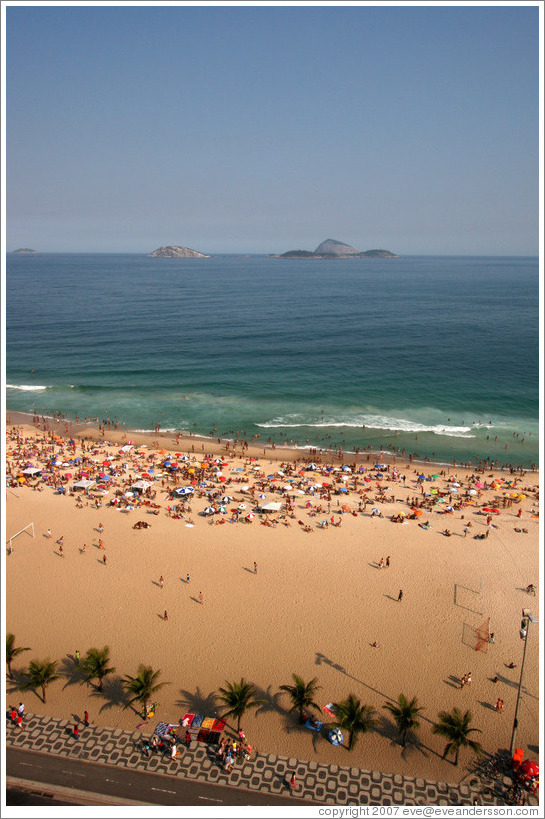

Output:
xmin=7 ymin=635 xmax=482 ymax=766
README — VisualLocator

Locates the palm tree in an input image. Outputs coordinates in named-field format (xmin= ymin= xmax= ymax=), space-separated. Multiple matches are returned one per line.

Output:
xmin=123 ymin=665 xmax=169 ymax=716
xmin=383 ymin=694 xmax=424 ymax=747
xmin=279 ymin=674 xmax=322 ymax=723
xmin=217 ymin=678 xmax=265 ymax=732
xmin=432 ymin=708 xmax=483 ymax=766
xmin=21 ymin=659 xmax=60 ymax=703
xmin=333 ymin=693 xmax=377 ymax=751
xmin=80 ymin=646 xmax=115 ymax=692
xmin=6 ymin=633 xmax=30 ymax=678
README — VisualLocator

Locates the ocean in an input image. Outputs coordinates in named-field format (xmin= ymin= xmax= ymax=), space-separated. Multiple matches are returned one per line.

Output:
xmin=5 ymin=253 xmax=539 ymax=468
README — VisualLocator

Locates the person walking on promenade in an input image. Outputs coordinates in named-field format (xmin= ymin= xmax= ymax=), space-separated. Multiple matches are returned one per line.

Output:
xmin=397 ymin=589 xmax=403 ymax=602
xmin=289 ymin=773 xmax=300 ymax=791
xmin=73 ymin=724 xmax=79 ymax=739
xmin=10 ymin=707 xmax=17 ymax=724
xmin=17 ymin=714 xmax=24 ymax=731
xmin=159 ymin=575 xmax=164 ymax=590
xmin=18 ymin=703 xmax=24 ymax=718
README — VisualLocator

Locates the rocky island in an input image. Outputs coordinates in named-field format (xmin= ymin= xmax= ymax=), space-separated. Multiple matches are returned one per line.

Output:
xmin=148 ymin=245 xmax=209 ymax=258
xmin=11 ymin=247 xmax=37 ymax=254
xmin=273 ymin=239 xmax=398 ymax=259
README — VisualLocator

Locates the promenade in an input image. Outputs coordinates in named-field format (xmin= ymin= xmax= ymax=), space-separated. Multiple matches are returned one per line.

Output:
xmin=6 ymin=713 xmax=536 ymax=807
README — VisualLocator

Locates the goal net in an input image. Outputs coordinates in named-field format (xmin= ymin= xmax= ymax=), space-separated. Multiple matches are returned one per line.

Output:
xmin=7 ymin=523 xmax=34 ymax=554
xmin=462 ymin=618 xmax=490 ymax=652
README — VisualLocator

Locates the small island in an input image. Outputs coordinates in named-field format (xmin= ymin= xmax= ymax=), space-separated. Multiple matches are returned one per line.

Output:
xmin=148 ymin=245 xmax=209 ymax=258
xmin=271 ymin=238 xmax=398 ymax=259
xmin=11 ymin=247 xmax=37 ymax=254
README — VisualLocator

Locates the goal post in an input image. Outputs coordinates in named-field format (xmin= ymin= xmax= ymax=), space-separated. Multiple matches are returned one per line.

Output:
xmin=7 ymin=523 xmax=34 ymax=554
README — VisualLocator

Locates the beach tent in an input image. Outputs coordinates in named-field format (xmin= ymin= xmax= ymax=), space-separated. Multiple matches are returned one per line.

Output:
xmin=22 ymin=467 xmax=41 ymax=475
xmin=73 ymin=479 xmax=95 ymax=490
xmin=131 ymin=480 xmax=152 ymax=492
xmin=260 ymin=501 xmax=283 ymax=512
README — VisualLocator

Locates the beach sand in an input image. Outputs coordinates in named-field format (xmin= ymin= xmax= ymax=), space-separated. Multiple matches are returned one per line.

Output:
xmin=5 ymin=416 xmax=540 ymax=785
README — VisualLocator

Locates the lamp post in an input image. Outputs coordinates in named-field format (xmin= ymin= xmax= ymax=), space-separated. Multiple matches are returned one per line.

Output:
xmin=509 ymin=609 xmax=538 ymax=756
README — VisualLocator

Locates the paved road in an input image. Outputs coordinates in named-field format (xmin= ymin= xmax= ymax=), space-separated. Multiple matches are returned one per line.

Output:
xmin=6 ymin=747 xmax=310 ymax=807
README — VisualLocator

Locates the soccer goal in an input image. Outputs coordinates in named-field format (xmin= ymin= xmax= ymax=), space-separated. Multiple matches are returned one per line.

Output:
xmin=462 ymin=617 xmax=491 ymax=652
xmin=7 ymin=522 xmax=34 ymax=554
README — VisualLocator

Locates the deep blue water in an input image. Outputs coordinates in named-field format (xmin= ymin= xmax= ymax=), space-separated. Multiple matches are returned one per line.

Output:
xmin=5 ymin=253 xmax=539 ymax=466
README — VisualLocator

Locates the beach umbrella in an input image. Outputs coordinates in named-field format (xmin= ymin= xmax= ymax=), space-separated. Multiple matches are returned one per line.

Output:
xmin=474 ymin=482 xmax=485 ymax=488
xmin=411 ymin=509 xmax=423 ymax=516
xmin=258 ymin=493 xmax=266 ymax=499
xmin=204 ymin=507 xmax=215 ymax=515
xmin=450 ymin=488 xmax=458 ymax=493
xmin=431 ymin=474 xmax=439 ymax=479
xmin=468 ymin=489 xmax=477 ymax=495
xmin=341 ymin=505 xmax=351 ymax=511
xmin=329 ymin=728 xmax=344 ymax=746
xmin=221 ymin=495 xmax=233 ymax=503
xmin=245 ymin=513 xmax=255 ymax=521
xmin=519 ymin=759 xmax=539 ymax=779
xmin=238 ymin=504 xmax=247 ymax=510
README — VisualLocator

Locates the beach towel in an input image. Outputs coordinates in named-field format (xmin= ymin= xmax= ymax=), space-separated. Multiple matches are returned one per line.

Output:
xmin=153 ymin=722 xmax=170 ymax=737
xmin=305 ymin=717 xmax=323 ymax=732
xmin=182 ymin=713 xmax=195 ymax=726
xmin=322 ymin=703 xmax=337 ymax=717
xmin=192 ymin=714 xmax=204 ymax=728
xmin=201 ymin=717 xmax=215 ymax=729
xmin=212 ymin=719 xmax=226 ymax=732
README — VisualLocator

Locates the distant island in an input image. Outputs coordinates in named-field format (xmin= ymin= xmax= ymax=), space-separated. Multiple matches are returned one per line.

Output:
xmin=11 ymin=247 xmax=37 ymax=254
xmin=148 ymin=245 xmax=209 ymax=258
xmin=271 ymin=239 xmax=398 ymax=259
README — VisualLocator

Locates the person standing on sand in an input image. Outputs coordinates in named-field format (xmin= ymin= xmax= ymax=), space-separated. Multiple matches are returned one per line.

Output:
xmin=397 ymin=589 xmax=403 ymax=602
xmin=98 ymin=523 xmax=104 ymax=533
xmin=46 ymin=529 xmax=52 ymax=538
xmin=495 ymin=697 xmax=503 ymax=713
xmin=59 ymin=543 xmax=64 ymax=557
xmin=84 ymin=710 xmax=89 ymax=727
xmin=386 ymin=556 xmax=390 ymax=567
xmin=186 ymin=572 xmax=190 ymax=583
xmin=164 ymin=610 xmax=168 ymax=621
xmin=75 ymin=650 xmax=80 ymax=665
xmin=103 ymin=554 xmax=107 ymax=565
xmin=198 ymin=592 xmax=203 ymax=604
xmin=253 ymin=562 xmax=257 ymax=574
xmin=159 ymin=575 xmax=164 ymax=590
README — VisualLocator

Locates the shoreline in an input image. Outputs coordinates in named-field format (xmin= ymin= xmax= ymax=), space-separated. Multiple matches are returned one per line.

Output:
xmin=6 ymin=410 xmax=538 ymax=475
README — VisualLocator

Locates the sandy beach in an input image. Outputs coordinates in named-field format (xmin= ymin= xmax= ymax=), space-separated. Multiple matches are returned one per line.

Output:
xmin=5 ymin=414 xmax=540 ymax=786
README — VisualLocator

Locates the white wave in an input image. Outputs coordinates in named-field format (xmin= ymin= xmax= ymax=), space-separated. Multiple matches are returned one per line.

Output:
xmin=256 ymin=414 xmax=475 ymax=439
xmin=6 ymin=384 xmax=48 ymax=391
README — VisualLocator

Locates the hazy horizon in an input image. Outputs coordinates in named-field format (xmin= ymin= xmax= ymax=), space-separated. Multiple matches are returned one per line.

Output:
xmin=4 ymin=3 xmax=540 ymax=256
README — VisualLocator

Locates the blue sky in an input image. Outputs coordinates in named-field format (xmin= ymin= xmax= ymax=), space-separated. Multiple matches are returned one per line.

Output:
xmin=4 ymin=3 xmax=541 ymax=254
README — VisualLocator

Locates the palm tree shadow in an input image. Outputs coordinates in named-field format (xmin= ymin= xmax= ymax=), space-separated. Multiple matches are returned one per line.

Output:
xmin=253 ymin=684 xmax=287 ymax=720
xmin=314 ymin=651 xmax=437 ymax=728
xmin=89 ymin=675 xmax=129 ymax=714
xmin=58 ymin=657 xmax=86 ymax=690
xmin=282 ymin=715 xmax=328 ymax=754
xmin=6 ymin=669 xmax=27 ymax=697
xmin=176 ymin=686 xmax=219 ymax=717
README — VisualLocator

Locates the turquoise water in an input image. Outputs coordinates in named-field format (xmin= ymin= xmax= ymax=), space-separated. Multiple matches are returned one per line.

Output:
xmin=5 ymin=253 xmax=539 ymax=467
